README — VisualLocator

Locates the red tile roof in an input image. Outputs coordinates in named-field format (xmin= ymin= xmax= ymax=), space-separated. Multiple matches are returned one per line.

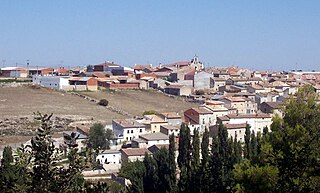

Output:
xmin=120 ymin=148 xmax=151 ymax=156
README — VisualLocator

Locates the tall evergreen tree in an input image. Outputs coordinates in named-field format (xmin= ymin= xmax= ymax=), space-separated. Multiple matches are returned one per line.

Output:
xmin=201 ymin=128 xmax=210 ymax=168
xmin=244 ymin=124 xmax=251 ymax=159
xmin=143 ymin=154 xmax=158 ymax=193
xmin=201 ymin=128 xmax=210 ymax=193
xmin=154 ymin=147 xmax=172 ymax=193
xmin=191 ymin=128 xmax=200 ymax=168
xmin=168 ymin=134 xmax=178 ymax=193
xmin=250 ymin=131 xmax=258 ymax=159
xmin=207 ymin=136 xmax=223 ymax=193
xmin=177 ymin=123 xmax=191 ymax=171
xmin=190 ymin=128 xmax=201 ymax=193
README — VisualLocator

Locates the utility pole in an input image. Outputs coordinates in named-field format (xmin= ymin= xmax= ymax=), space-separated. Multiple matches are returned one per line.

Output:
xmin=15 ymin=63 xmax=18 ymax=79
xmin=27 ymin=59 xmax=30 ymax=77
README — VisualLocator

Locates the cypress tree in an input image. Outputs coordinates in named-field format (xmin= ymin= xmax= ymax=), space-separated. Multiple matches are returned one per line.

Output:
xmin=177 ymin=123 xmax=191 ymax=171
xmin=201 ymin=128 xmax=210 ymax=168
xmin=177 ymin=123 xmax=186 ymax=170
xmin=200 ymin=128 xmax=210 ymax=193
xmin=208 ymin=136 xmax=223 ymax=193
xmin=169 ymin=134 xmax=177 ymax=193
xmin=244 ymin=124 xmax=251 ymax=159
xmin=250 ymin=130 xmax=258 ymax=158
xmin=190 ymin=128 xmax=201 ymax=193
xmin=191 ymin=128 xmax=200 ymax=168
xmin=143 ymin=154 xmax=158 ymax=193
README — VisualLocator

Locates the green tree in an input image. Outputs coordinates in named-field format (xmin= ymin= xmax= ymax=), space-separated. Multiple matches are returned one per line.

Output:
xmin=89 ymin=123 xmax=111 ymax=150
xmin=190 ymin=128 xmax=201 ymax=193
xmin=168 ymin=134 xmax=178 ymax=193
xmin=266 ymin=85 xmax=320 ymax=192
xmin=244 ymin=124 xmax=251 ymax=159
xmin=233 ymin=160 xmax=279 ymax=193
xmin=119 ymin=161 xmax=145 ymax=193
xmin=201 ymin=128 xmax=210 ymax=193
xmin=143 ymin=154 xmax=158 ymax=193
xmin=250 ymin=131 xmax=258 ymax=160
xmin=207 ymin=136 xmax=223 ymax=193
xmin=1 ymin=146 xmax=14 ymax=165
xmin=177 ymin=123 xmax=191 ymax=171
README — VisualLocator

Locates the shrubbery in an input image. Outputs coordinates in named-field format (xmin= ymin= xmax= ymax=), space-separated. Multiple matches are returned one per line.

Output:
xmin=98 ymin=99 xmax=109 ymax=106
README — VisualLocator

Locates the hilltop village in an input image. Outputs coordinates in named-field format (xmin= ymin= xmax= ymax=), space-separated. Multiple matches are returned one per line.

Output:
xmin=1 ymin=55 xmax=320 ymax=180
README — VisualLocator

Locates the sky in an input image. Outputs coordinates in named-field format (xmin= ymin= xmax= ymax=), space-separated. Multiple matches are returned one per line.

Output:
xmin=1 ymin=0 xmax=320 ymax=71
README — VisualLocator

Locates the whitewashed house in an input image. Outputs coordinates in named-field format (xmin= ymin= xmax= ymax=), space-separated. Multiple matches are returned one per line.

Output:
xmin=96 ymin=150 xmax=121 ymax=164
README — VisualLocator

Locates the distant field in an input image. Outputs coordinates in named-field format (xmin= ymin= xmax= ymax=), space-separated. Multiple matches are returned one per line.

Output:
xmin=81 ymin=89 xmax=197 ymax=117
xmin=0 ymin=85 xmax=126 ymax=122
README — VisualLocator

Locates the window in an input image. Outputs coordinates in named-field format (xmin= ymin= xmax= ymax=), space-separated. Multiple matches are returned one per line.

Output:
xmin=102 ymin=155 xmax=104 ymax=158
xmin=131 ymin=130 xmax=133 ymax=133
xmin=140 ymin=129 xmax=142 ymax=133
xmin=209 ymin=118 xmax=211 ymax=123
xmin=127 ymin=130 xmax=130 ymax=134
xmin=113 ymin=155 xmax=115 ymax=157
xmin=202 ymin=119 xmax=205 ymax=124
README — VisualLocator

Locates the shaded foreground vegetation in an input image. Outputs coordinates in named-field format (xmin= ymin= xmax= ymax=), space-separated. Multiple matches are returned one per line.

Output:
xmin=119 ymin=85 xmax=320 ymax=193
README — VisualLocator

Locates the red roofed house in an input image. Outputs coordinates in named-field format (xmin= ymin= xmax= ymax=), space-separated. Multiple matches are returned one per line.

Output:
xmin=216 ymin=113 xmax=272 ymax=138
xmin=184 ymin=107 xmax=214 ymax=133
xmin=69 ymin=77 xmax=98 ymax=91
xmin=120 ymin=148 xmax=151 ymax=162
xmin=0 ymin=67 xmax=28 ymax=78
xmin=94 ymin=62 xmax=123 ymax=72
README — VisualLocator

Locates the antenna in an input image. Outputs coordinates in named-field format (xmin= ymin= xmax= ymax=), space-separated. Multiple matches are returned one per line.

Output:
xmin=2 ymin=59 xmax=5 ymax=68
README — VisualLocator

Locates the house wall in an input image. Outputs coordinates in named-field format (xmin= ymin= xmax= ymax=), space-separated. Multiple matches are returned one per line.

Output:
xmin=194 ymin=72 xmax=214 ymax=89
xmin=150 ymin=122 xmax=168 ymax=133
xmin=32 ymin=76 xmax=70 ymax=90
xmin=227 ymin=128 xmax=246 ymax=142
xmin=96 ymin=152 xmax=121 ymax=164
xmin=145 ymin=139 xmax=170 ymax=147
xmin=109 ymin=83 xmax=140 ymax=89
xmin=198 ymin=114 xmax=214 ymax=133
xmin=228 ymin=117 xmax=272 ymax=135
xmin=184 ymin=109 xmax=200 ymax=124
xmin=212 ymin=80 xmax=226 ymax=91
xmin=121 ymin=154 xmax=146 ymax=162
xmin=112 ymin=121 xmax=145 ymax=143
xmin=179 ymin=86 xmax=192 ymax=96
xmin=160 ymin=127 xmax=180 ymax=136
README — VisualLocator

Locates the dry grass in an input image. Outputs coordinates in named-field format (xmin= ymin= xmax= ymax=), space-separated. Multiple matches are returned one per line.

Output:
xmin=81 ymin=89 xmax=197 ymax=117
xmin=0 ymin=85 xmax=126 ymax=122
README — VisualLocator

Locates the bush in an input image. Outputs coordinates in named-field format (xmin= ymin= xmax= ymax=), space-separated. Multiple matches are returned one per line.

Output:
xmin=143 ymin=110 xmax=158 ymax=116
xmin=195 ymin=89 xmax=205 ymax=95
xmin=98 ymin=99 xmax=109 ymax=106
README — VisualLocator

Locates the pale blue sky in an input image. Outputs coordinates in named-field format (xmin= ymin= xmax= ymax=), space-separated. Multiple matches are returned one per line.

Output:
xmin=1 ymin=1 xmax=320 ymax=71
